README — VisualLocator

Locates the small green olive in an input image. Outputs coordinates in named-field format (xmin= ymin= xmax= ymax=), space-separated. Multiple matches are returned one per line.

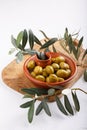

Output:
xmin=35 ymin=75 xmax=45 ymax=82
xmin=47 ymin=74 xmax=58 ymax=83
xmin=31 ymin=71 xmax=36 ymax=78
xmin=52 ymin=63 xmax=59 ymax=71
xmin=42 ymin=68 xmax=48 ymax=77
xmin=56 ymin=69 xmax=70 ymax=79
xmin=55 ymin=56 xmax=65 ymax=64
xmin=45 ymin=65 xmax=54 ymax=74
xmin=59 ymin=62 xmax=69 ymax=69
xmin=57 ymin=77 xmax=65 ymax=82
xmin=27 ymin=60 xmax=35 ymax=70
xmin=34 ymin=66 xmax=43 ymax=75
xmin=66 ymin=69 xmax=71 ymax=76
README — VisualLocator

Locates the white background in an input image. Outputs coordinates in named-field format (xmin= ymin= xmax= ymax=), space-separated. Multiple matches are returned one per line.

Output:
xmin=0 ymin=0 xmax=87 ymax=130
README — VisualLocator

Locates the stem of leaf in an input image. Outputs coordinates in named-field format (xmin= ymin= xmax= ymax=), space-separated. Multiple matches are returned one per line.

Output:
xmin=72 ymin=88 xmax=87 ymax=94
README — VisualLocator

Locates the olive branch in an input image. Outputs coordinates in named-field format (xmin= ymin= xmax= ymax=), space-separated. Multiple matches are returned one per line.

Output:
xmin=20 ymin=87 xmax=87 ymax=123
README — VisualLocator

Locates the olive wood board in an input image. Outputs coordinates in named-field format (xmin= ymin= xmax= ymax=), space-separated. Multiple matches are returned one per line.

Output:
xmin=1 ymin=40 xmax=87 ymax=101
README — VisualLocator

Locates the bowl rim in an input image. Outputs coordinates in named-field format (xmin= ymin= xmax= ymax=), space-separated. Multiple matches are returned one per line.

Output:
xmin=23 ymin=52 xmax=77 ymax=88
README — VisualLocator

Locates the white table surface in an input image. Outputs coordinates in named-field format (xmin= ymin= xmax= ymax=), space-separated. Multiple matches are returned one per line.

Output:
xmin=0 ymin=0 xmax=87 ymax=130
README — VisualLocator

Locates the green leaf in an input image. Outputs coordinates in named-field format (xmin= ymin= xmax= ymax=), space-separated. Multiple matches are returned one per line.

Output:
xmin=52 ymin=45 xmax=57 ymax=52
xmin=64 ymin=95 xmax=74 ymax=115
xmin=29 ymin=29 xmax=34 ymax=49
xmin=55 ymin=96 xmax=68 ymax=115
xmin=78 ymin=36 xmax=83 ymax=48
xmin=40 ymin=38 xmax=58 ymax=49
xmin=68 ymin=35 xmax=73 ymax=53
xmin=16 ymin=51 xmax=23 ymax=63
xmin=23 ymin=94 xmax=32 ymax=98
xmin=42 ymin=99 xmax=51 ymax=116
xmin=64 ymin=28 xmax=68 ymax=41
xmin=11 ymin=35 xmax=17 ymax=48
xmin=24 ymin=49 xmax=37 ymax=55
xmin=36 ymin=101 xmax=43 ymax=115
xmin=8 ymin=48 xmax=16 ymax=54
xmin=16 ymin=31 xmax=23 ymax=47
xmin=71 ymin=91 xmax=80 ymax=111
xmin=20 ymin=100 xmax=34 ymax=108
xmin=22 ymin=29 xmax=28 ymax=49
xmin=39 ymin=30 xmax=49 ymax=40
xmin=34 ymin=35 xmax=42 ymax=46
xmin=28 ymin=100 xmax=35 ymax=123
xmin=21 ymin=88 xmax=48 ymax=96
xmin=82 ymin=49 xmax=87 ymax=60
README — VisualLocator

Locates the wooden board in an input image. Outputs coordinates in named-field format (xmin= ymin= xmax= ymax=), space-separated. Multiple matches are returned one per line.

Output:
xmin=1 ymin=40 xmax=87 ymax=101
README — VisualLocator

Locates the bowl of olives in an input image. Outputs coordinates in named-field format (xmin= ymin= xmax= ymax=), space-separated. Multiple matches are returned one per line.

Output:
xmin=23 ymin=52 xmax=77 ymax=89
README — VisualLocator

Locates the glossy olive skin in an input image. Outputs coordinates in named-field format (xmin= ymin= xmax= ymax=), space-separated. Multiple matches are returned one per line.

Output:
xmin=56 ymin=69 xmax=70 ymax=79
xmin=42 ymin=68 xmax=48 ymax=77
xmin=54 ymin=56 xmax=65 ymax=64
xmin=27 ymin=60 xmax=35 ymax=70
xmin=59 ymin=62 xmax=69 ymax=69
xmin=46 ymin=74 xmax=58 ymax=83
xmin=31 ymin=71 xmax=36 ymax=78
xmin=52 ymin=63 xmax=59 ymax=71
xmin=34 ymin=66 xmax=43 ymax=75
xmin=45 ymin=65 xmax=54 ymax=74
xmin=35 ymin=75 xmax=45 ymax=82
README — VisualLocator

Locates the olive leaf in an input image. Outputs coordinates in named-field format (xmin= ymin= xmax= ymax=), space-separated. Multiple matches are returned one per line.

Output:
xmin=39 ymin=30 xmax=49 ymax=40
xmin=28 ymin=100 xmax=35 ymax=123
xmin=55 ymin=96 xmax=68 ymax=115
xmin=20 ymin=100 xmax=34 ymax=108
xmin=21 ymin=88 xmax=48 ymax=96
xmin=64 ymin=28 xmax=68 ymax=43
xmin=16 ymin=31 xmax=23 ymax=47
xmin=34 ymin=35 xmax=42 ymax=46
xmin=82 ymin=49 xmax=87 ymax=60
xmin=22 ymin=29 xmax=28 ymax=50
xmin=36 ymin=101 xmax=43 ymax=115
xmin=11 ymin=35 xmax=17 ymax=48
xmin=24 ymin=49 xmax=37 ymax=55
xmin=52 ymin=45 xmax=57 ymax=52
xmin=8 ymin=48 xmax=16 ymax=54
xmin=77 ymin=36 xmax=83 ymax=48
xmin=16 ymin=51 xmax=23 ymax=63
xmin=29 ymin=29 xmax=34 ymax=49
xmin=42 ymin=99 xmax=51 ymax=116
xmin=71 ymin=91 xmax=80 ymax=111
xmin=64 ymin=95 xmax=74 ymax=115
xmin=40 ymin=38 xmax=58 ymax=49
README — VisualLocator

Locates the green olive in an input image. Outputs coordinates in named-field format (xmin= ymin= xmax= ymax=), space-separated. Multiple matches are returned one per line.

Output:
xmin=59 ymin=62 xmax=69 ymax=69
xmin=35 ymin=75 xmax=45 ymax=82
xmin=45 ymin=65 xmax=54 ymax=74
xmin=31 ymin=71 xmax=36 ymax=78
xmin=56 ymin=69 xmax=70 ymax=79
xmin=57 ymin=77 xmax=65 ymax=82
xmin=66 ymin=69 xmax=71 ymax=76
xmin=55 ymin=56 xmax=65 ymax=64
xmin=34 ymin=66 xmax=43 ymax=75
xmin=52 ymin=63 xmax=59 ymax=71
xmin=42 ymin=68 xmax=48 ymax=77
xmin=46 ymin=74 xmax=58 ymax=83
xmin=27 ymin=60 xmax=35 ymax=70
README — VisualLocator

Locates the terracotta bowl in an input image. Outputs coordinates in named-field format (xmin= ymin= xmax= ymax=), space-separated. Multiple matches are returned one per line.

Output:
xmin=23 ymin=52 xmax=77 ymax=89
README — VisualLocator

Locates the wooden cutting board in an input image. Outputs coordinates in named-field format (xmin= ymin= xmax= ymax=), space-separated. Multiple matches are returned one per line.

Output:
xmin=1 ymin=40 xmax=87 ymax=101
